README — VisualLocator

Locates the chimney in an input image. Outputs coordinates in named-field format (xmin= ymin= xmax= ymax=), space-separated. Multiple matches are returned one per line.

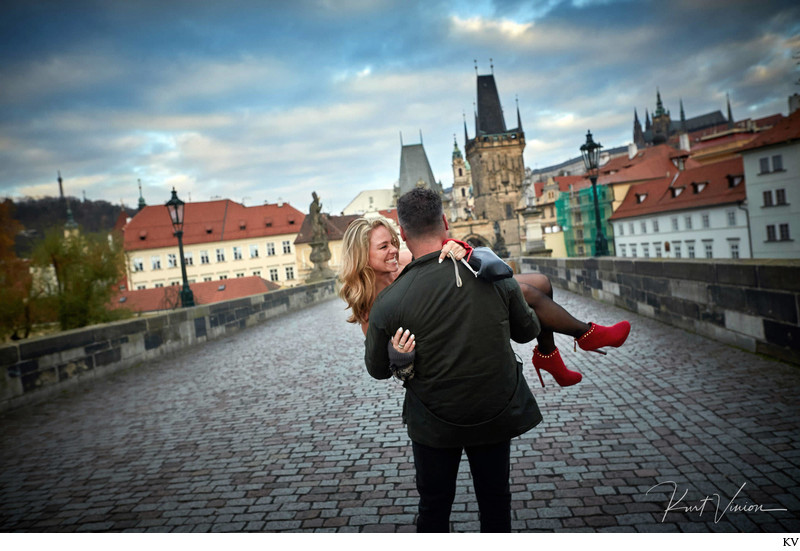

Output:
xmin=679 ymin=132 xmax=690 ymax=152
xmin=628 ymin=142 xmax=638 ymax=160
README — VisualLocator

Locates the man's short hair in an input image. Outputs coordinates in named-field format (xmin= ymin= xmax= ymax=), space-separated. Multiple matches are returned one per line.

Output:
xmin=397 ymin=188 xmax=444 ymax=239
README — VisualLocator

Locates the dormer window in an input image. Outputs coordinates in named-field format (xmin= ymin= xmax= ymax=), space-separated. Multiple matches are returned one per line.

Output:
xmin=727 ymin=175 xmax=743 ymax=188
xmin=671 ymin=187 xmax=684 ymax=198
xmin=264 ymin=217 xmax=273 ymax=227
xmin=205 ymin=225 xmax=213 ymax=234
xmin=288 ymin=217 xmax=295 ymax=225
xmin=139 ymin=230 xmax=147 ymax=240
xmin=635 ymin=193 xmax=647 ymax=203
xmin=691 ymin=182 xmax=708 ymax=194
xmin=239 ymin=220 xmax=246 ymax=229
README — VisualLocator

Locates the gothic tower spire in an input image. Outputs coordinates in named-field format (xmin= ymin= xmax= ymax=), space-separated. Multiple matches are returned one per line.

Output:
xmin=727 ymin=93 xmax=734 ymax=129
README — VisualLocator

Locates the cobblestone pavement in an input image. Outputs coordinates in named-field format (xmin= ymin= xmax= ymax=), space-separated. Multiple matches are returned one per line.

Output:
xmin=1 ymin=288 xmax=799 ymax=533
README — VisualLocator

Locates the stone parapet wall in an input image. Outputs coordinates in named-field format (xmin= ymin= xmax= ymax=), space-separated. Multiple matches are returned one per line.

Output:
xmin=515 ymin=257 xmax=800 ymax=366
xmin=0 ymin=279 xmax=339 ymax=412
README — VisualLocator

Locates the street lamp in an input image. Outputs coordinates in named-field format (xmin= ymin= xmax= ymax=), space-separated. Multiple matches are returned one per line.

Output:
xmin=580 ymin=130 xmax=609 ymax=256
xmin=165 ymin=188 xmax=195 ymax=307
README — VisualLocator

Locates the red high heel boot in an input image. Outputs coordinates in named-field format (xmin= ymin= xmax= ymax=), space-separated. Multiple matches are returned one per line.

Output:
xmin=574 ymin=321 xmax=631 ymax=355
xmin=532 ymin=346 xmax=582 ymax=388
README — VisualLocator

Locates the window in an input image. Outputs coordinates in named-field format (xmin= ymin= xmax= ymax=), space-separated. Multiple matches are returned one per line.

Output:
xmin=151 ymin=255 xmax=161 ymax=270
xmin=772 ymin=155 xmax=783 ymax=171
xmin=576 ymin=229 xmax=584 ymax=240
xmin=219 ymin=275 xmax=228 ymax=280
xmin=729 ymin=240 xmax=740 ymax=259
xmin=136 ymin=285 xmax=146 ymax=290
xmin=233 ymin=246 xmax=243 ymax=260
xmin=640 ymin=221 xmax=647 ymax=234
xmin=759 ymin=157 xmax=770 ymax=174
xmin=766 ymin=225 xmax=777 ymax=242
xmin=727 ymin=210 xmax=736 ymax=227
xmin=673 ymin=242 xmax=682 ymax=258
xmin=269 ymin=268 xmax=279 ymax=281
xmin=687 ymin=242 xmax=695 ymax=258
xmin=282 ymin=240 xmax=292 ymax=254
xmin=132 ymin=258 xmax=144 ymax=272
xmin=618 ymin=224 xmax=624 ymax=236
xmin=184 ymin=252 xmax=193 ymax=266
xmin=203 ymin=277 xmax=212 ymax=282
xmin=702 ymin=213 xmax=710 ymax=229
xmin=704 ymin=241 xmax=713 ymax=259
xmin=167 ymin=253 xmax=177 ymax=268
xmin=575 ymin=212 xmax=582 ymax=224
xmin=200 ymin=250 xmax=209 ymax=264
xmin=252 ymin=270 xmax=261 ymax=277
xmin=780 ymin=223 xmax=791 ymax=241
xmin=461 ymin=187 xmax=465 ymax=196
xmin=630 ymin=244 xmax=637 ymax=258
xmin=549 ymin=206 xmax=555 ymax=218
xmin=653 ymin=219 xmax=659 ymax=233
xmin=154 ymin=283 xmax=164 ymax=288
xmin=685 ymin=216 xmax=693 ymax=230
xmin=629 ymin=223 xmax=635 ymax=235
xmin=671 ymin=217 xmax=679 ymax=231
xmin=619 ymin=244 xmax=626 ymax=257
xmin=285 ymin=266 xmax=295 ymax=280
xmin=236 ymin=273 xmax=245 ymax=278
xmin=267 ymin=242 xmax=276 ymax=256
xmin=216 ymin=248 xmax=225 ymax=262
xmin=170 ymin=281 xmax=179 ymax=286
xmin=763 ymin=190 xmax=773 ymax=207
xmin=505 ymin=204 xmax=513 ymax=218
xmin=654 ymin=243 xmax=662 ymax=258
xmin=776 ymin=189 xmax=787 ymax=205
xmin=643 ymin=244 xmax=650 ymax=258
xmin=250 ymin=244 xmax=260 ymax=258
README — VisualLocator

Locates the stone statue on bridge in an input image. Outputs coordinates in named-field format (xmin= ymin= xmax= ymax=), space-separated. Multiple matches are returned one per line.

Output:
xmin=306 ymin=191 xmax=336 ymax=283
xmin=492 ymin=221 xmax=509 ymax=258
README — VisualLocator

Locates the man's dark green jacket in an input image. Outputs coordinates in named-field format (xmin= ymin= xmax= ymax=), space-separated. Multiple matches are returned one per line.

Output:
xmin=365 ymin=251 xmax=542 ymax=448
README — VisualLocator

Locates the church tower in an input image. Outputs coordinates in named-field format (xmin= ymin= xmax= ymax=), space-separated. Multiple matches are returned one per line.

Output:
xmin=633 ymin=108 xmax=645 ymax=148
xmin=464 ymin=67 xmax=525 ymax=253
xmin=652 ymin=89 xmax=672 ymax=144
xmin=450 ymin=135 xmax=472 ymax=221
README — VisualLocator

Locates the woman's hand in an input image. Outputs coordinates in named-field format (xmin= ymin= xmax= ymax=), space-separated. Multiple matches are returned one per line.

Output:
xmin=391 ymin=327 xmax=415 ymax=353
xmin=439 ymin=240 xmax=467 ymax=263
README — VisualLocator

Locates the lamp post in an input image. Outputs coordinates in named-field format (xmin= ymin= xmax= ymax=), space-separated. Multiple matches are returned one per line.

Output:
xmin=165 ymin=188 xmax=195 ymax=307
xmin=580 ymin=130 xmax=609 ymax=256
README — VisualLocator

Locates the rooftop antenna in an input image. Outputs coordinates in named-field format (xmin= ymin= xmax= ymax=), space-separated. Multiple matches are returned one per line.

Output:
xmin=399 ymin=131 xmax=403 ymax=146
xmin=490 ymin=58 xmax=494 ymax=74
xmin=474 ymin=59 xmax=478 ymax=75
xmin=57 ymin=170 xmax=64 ymax=200
xmin=419 ymin=129 xmax=423 ymax=144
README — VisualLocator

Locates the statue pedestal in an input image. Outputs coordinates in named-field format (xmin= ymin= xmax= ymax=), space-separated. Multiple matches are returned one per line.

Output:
xmin=306 ymin=240 xmax=336 ymax=283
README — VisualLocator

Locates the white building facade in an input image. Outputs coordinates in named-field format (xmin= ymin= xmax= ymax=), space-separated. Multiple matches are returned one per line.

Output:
xmin=739 ymin=117 xmax=800 ymax=259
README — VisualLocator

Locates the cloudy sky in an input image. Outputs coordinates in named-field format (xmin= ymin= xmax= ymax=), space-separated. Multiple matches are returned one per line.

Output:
xmin=1 ymin=0 xmax=798 ymax=215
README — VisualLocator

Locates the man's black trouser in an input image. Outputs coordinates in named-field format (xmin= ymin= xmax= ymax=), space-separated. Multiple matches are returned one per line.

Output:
xmin=411 ymin=439 xmax=511 ymax=533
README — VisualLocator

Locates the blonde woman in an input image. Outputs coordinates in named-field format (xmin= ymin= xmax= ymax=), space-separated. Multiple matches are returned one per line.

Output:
xmin=338 ymin=217 xmax=630 ymax=387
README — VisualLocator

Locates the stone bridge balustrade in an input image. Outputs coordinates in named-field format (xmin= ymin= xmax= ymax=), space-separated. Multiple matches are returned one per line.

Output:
xmin=514 ymin=257 xmax=800 ymax=366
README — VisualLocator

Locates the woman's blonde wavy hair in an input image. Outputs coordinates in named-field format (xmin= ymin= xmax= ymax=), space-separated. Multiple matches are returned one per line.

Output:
xmin=338 ymin=217 xmax=400 ymax=325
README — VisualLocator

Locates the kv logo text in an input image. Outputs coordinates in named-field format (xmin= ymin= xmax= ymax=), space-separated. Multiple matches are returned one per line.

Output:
xmin=785 ymin=538 xmax=799 ymax=547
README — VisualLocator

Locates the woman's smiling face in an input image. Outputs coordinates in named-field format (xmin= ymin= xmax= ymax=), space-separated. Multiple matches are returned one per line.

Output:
xmin=368 ymin=225 xmax=399 ymax=275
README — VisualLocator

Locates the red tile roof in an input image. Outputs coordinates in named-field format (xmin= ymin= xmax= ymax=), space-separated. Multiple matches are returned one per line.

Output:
xmin=738 ymin=109 xmax=800 ymax=152
xmin=597 ymin=144 xmax=698 ymax=185
xmin=110 ymin=276 xmax=281 ymax=313
xmin=610 ymin=156 xmax=745 ymax=220
xmin=294 ymin=212 xmax=361 ymax=244
xmin=533 ymin=175 xmax=587 ymax=198
xmin=123 ymin=200 xmax=305 ymax=251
